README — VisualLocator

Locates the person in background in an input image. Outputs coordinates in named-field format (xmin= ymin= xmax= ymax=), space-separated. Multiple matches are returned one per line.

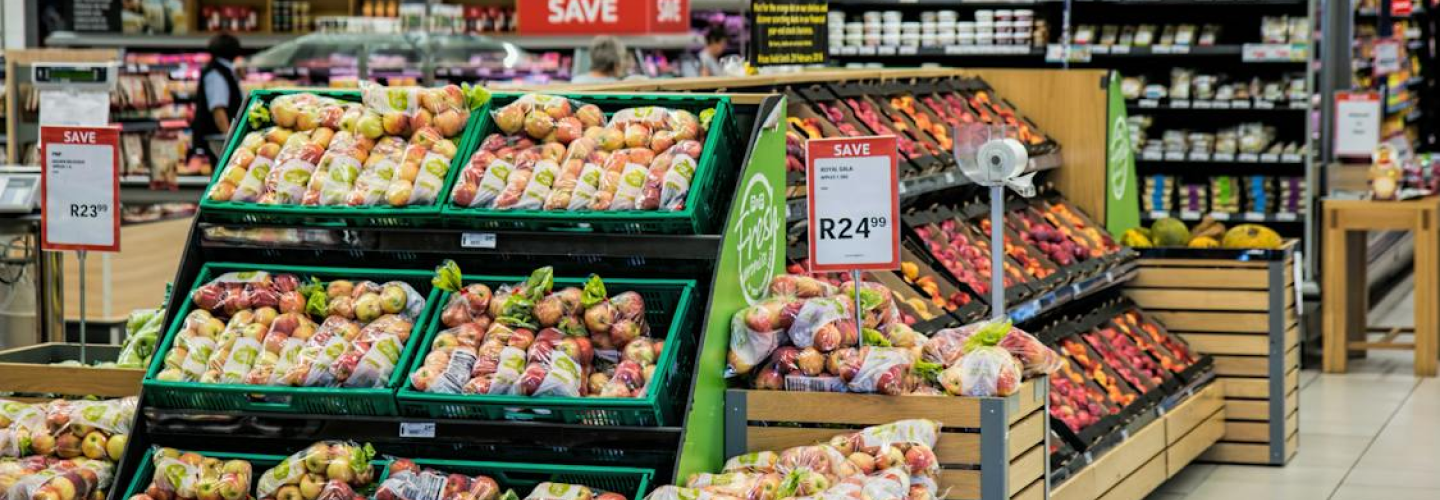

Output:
xmin=699 ymin=26 xmax=730 ymax=77
xmin=190 ymin=32 xmax=242 ymax=165
xmin=573 ymin=36 xmax=628 ymax=84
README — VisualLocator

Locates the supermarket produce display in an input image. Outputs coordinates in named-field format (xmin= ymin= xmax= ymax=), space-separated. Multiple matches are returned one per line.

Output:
xmin=0 ymin=398 xmax=140 ymax=500
xmin=0 ymin=67 xmax=1244 ymax=500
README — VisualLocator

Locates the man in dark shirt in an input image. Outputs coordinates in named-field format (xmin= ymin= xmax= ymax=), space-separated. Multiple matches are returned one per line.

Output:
xmin=190 ymin=33 xmax=242 ymax=165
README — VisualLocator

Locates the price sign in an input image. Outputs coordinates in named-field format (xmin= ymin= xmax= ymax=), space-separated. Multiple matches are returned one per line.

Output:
xmin=1334 ymin=91 xmax=1381 ymax=158
xmin=40 ymin=126 xmax=120 ymax=252
xmin=806 ymin=136 xmax=900 ymax=272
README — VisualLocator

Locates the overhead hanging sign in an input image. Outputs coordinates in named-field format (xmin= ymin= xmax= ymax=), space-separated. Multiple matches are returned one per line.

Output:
xmin=40 ymin=126 xmax=121 ymax=252
xmin=806 ymin=136 xmax=900 ymax=272
xmin=517 ymin=0 xmax=689 ymax=35
xmin=750 ymin=0 xmax=828 ymax=66
xmin=1333 ymin=91 xmax=1382 ymax=159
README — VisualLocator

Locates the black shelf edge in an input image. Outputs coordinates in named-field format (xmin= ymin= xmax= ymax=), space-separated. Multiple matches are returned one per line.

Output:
xmin=1009 ymin=258 xmax=1139 ymax=324
xmin=196 ymin=223 xmax=724 ymax=261
xmin=1141 ymin=210 xmax=1305 ymax=224
xmin=1135 ymin=152 xmax=1307 ymax=165
xmin=1128 ymin=98 xmax=1309 ymax=112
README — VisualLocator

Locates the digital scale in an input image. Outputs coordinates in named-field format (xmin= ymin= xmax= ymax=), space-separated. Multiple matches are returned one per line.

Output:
xmin=0 ymin=166 xmax=40 ymax=214
xmin=32 ymin=62 xmax=117 ymax=127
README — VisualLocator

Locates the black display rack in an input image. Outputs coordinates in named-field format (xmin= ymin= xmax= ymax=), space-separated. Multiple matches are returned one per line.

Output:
xmin=107 ymin=94 xmax=785 ymax=496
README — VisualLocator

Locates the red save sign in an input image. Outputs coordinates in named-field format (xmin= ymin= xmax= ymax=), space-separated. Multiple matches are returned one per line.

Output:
xmin=806 ymin=136 xmax=901 ymax=272
xmin=40 ymin=126 xmax=121 ymax=252
xmin=518 ymin=0 xmax=689 ymax=35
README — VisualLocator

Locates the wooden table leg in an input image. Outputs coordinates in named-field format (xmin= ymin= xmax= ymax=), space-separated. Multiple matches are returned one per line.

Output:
xmin=1414 ymin=209 xmax=1438 ymax=377
xmin=1323 ymin=219 xmax=1348 ymax=373
xmin=1345 ymin=232 xmax=1369 ymax=357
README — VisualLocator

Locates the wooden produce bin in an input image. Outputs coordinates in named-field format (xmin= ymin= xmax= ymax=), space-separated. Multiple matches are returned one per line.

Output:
xmin=726 ymin=379 xmax=1048 ymax=500
xmin=1050 ymin=381 xmax=1225 ymax=500
xmin=0 ymin=342 xmax=143 ymax=400
xmin=1126 ymin=242 xmax=1300 ymax=465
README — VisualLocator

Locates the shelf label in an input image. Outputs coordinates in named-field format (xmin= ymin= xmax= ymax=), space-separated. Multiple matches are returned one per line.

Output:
xmin=1188 ymin=152 xmax=1210 ymax=162
xmin=1374 ymin=39 xmax=1402 ymax=76
xmin=877 ymin=46 xmax=897 ymax=56
xmin=1111 ymin=45 xmax=1131 ymax=54
xmin=806 ymin=136 xmax=901 ymax=272
xmin=1194 ymin=100 xmax=1213 ymax=109
xmin=1213 ymin=153 xmax=1236 ymax=162
xmin=1170 ymin=99 xmax=1190 ymax=108
xmin=1164 ymin=152 xmax=1186 ymax=161
xmin=40 ymin=125 xmax=121 ymax=252
xmin=1046 ymin=44 xmax=1092 ymax=63
xmin=461 ymin=232 xmax=497 ymax=249
xmin=1231 ymin=100 xmax=1251 ymax=109
xmin=898 ymin=46 xmax=918 ymax=55
xmin=1281 ymin=153 xmax=1303 ymax=163
xmin=1149 ymin=210 xmax=1169 ymax=219
xmin=1142 ymin=151 xmax=1163 ymax=161
xmin=1137 ymin=99 xmax=1159 ymax=108
xmin=1238 ymin=153 xmax=1260 ymax=162
xmin=1255 ymin=100 xmax=1276 ymax=109
xmin=857 ymin=46 xmax=877 ymax=56
xmin=1243 ymin=212 xmax=1266 ymax=221
xmin=1243 ymin=43 xmax=1306 ymax=62
xmin=1180 ymin=210 xmax=1202 ymax=219
xmin=839 ymin=46 xmax=858 ymax=56
xmin=1209 ymin=212 xmax=1230 ymax=221
xmin=1276 ymin=212 xmax=1298 ymax=221
xmin=399 ymin=421 xmax=436 ymax=438
xmin=1212 ymin=100 xmax=1231 ymax=109
xmin=1259 ymin=153 xmax=1280 ymax=163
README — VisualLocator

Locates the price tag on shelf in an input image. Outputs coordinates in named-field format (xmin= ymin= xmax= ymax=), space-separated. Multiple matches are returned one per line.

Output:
xmin=1213 ymin=100 xmax=1231 ymax=109
xmin=1231 ymin=100 xmax=1251 ymax=109
xmin=858 ymin=46 xmax=877 ymax=56
xmin=1213 ymin=153 xmax=1236 ymax=162
xmin=1092 ymin=45 xmax=1111 ymax=54
xmin=1149 ymin=211 xmax=1169 ymax=219
xmin=1259 ymin=153 xmax=1280 ymax=163
xmin=40 ymin=126 xmax=120 ymax=252
xmin=1374 ymin=39 xmax=1402 ymax=76
xmin=1255 ymin=100 xmax=1276 ymax=109
xmin=1170 ymin=99 xmax=1191 ymax=108
xmin=1138 ymin=99 xmax=1159 ymax=108
xmin=1111 ymin=45 xmax=1131 ymax=54
xmin=898 ymin=46 xmax=918 ymax=55
xmin=1188 ymin=152 xmax=1210 ymax=162
xmin=1046 ymin=44 xmax=1092 ymax=63
xmin=806 ymin=136 xmax=901 ymax=272
xmin=399 ymin=422 xmax=436 ymax=438
xmin=1276 ymin=212 xmax=1298 ymax=221
xmin=1164 ymin=152 xmax=1186 ymax=161
xmin=877 ymin=46 xmax=897 ymax=56
xmin=1282 ymin=153 xmax=1303 ymax=163
xmin=1180 ymin=210 xmax=1202 ymax=220
xmin=1243 ymin=212 xmax=1266 ymax=222
xmin=460 ymin=232 xmax=497 ymax=249
xmin=1142 ymin=151 xmax=1163 ymax=161
xmin=1210 ymin=212 xmax=1231 ymax=221
xmin=1238 ymin=153 xmax=1260 ymax=162
xmin=840 ymin=46 xmax=859 ymax=56
xmin=1194 ymin=100 xmax=1213 ymax=109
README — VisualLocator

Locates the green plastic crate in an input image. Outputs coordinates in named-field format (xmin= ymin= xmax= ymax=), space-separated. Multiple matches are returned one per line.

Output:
xmin=396 ymin=274 xmax=697 ymax=426
xmin=379 ymin=458 xmax=653 ymax=500
xmin=441 ymin=92 xmax=740 ymax=234
xmin=120 ymin=449 xmax=391 ymax=500
xmin=142 ymin=262 xmax=440 ymax=416
xmin=198 ymin=88 xmax=488 ymax=227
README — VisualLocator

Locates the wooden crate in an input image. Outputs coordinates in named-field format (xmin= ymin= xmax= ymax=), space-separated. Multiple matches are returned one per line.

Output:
xmin=1164 ymin=381 xmax=1226 ymax=477
xmin=1128 ymin=243 xmax=1300 ymax=465
xmin=725 ymin=379 xmax=1048 ymax=500
xmin=0 ymin=343 xmax=143 ymax=399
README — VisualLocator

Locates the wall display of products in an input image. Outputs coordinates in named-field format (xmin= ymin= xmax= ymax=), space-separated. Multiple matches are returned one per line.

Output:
xmin=828 ymin=8 xmax=1046 ymax=53
xmin=1349 ymin=0 xmax=1432 ymax=148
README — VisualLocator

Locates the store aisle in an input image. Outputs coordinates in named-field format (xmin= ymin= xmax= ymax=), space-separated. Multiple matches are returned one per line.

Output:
xmin=1147 ymin=282 xmax=1439 ymax=500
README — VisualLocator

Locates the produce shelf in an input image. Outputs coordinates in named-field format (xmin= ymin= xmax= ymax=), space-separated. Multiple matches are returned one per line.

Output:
xmin=1009 ymin=259 xmax=1139 ymax=324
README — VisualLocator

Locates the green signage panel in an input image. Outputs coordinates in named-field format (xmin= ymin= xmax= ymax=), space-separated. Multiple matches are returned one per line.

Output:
xmin=1105 ymin=71 xmax=1141 ymax=235
xmin=676 ymin=96 xmax=787 ymax=479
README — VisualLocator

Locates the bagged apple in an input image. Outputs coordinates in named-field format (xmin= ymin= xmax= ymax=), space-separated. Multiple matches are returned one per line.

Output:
xmin=683 ymin=472 xmax=782 ymax=500
xmin=725 ymin=309 xmax=785 ymax=376
xmin=788 ymin=298 xmax=858 ymax=352
xmin=373 ymin=458 xmax=502 ymax=500
xmin=130 ymin=448 xmax=246 ymax=500
xmin=993 ymin=322 xmax=1063 ymax=377
xmin=955 ymin=323 xmax=1024 ymax=397
xmin=642 ymin=487 xmax=737 ymax=500
xmin=845 ymin=347 xmax=913 ymax=395
xmin=522 ymin=482 xmax=621 ymax=500
xmin=257 ymin=441 xmax=375 ymax=500
xmin=7 ymin=457 xmax=113 ymax=500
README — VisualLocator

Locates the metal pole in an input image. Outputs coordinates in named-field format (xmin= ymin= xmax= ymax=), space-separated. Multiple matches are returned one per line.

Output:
xmin=852 ymin=269 xmax=864 ymax=343
xmin=990 ymin=185 xmax=1006 ymax=318
xmin=77 ymin=249 xmax=86 ymax=364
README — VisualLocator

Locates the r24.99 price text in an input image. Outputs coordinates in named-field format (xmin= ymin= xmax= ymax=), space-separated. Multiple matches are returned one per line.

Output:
xmin=817 ymin=216 xmax=887 ymax=239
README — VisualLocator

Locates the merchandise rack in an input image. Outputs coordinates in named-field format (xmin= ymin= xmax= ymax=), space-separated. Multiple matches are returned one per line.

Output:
xmin=108 ymin=91 xmax=790 ymax=494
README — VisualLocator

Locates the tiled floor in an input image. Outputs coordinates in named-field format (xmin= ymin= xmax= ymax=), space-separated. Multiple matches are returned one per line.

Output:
xmin=1146 ymin=278 xmax=1440 ymax=500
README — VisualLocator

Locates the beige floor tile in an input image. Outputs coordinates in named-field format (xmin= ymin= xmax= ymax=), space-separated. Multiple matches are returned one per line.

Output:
xmin=1343 ymin=465 xmax=1440 ymax=489
xmin=1330 ymin=484 xmax=1440 ymax=500
xmin=1203 ymin=464 xmax=1350 ymax=486
xmin=1284 ymin=433 xmax=1371 ymax=469
xmin=1154 ymin=463 xmax=1216 ymax=495
xmin=1181 ymin=479 xmax=1339 ymax=500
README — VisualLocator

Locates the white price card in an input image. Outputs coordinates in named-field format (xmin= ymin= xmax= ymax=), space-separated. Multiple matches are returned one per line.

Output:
xmin=40 ymin=126 xmax=120 ymax=252
xmin=1334 ymin=91 xmax=1381 ymax=158
xmin=399 ymin=421 xmax=436 ymax=438
xmin=806 ymin=136 xmax=901 ymax=272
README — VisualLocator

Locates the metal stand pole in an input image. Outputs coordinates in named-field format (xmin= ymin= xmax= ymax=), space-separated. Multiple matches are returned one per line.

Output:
xmin=851 ymin=269 xmax=864 ymax=341
xmin=990 ymin=185 xmax=1006 ymax=318
xmin=77 ymin=249 xmax=87 ymax=364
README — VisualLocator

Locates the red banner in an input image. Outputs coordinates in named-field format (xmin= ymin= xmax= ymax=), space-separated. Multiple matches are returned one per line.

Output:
xmin=518 ymin=0 xmax=690 ymax=35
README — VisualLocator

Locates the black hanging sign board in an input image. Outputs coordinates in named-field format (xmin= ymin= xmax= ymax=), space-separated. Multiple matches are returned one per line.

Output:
xmin=750 ymin=0 xmax=828 ymax=67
